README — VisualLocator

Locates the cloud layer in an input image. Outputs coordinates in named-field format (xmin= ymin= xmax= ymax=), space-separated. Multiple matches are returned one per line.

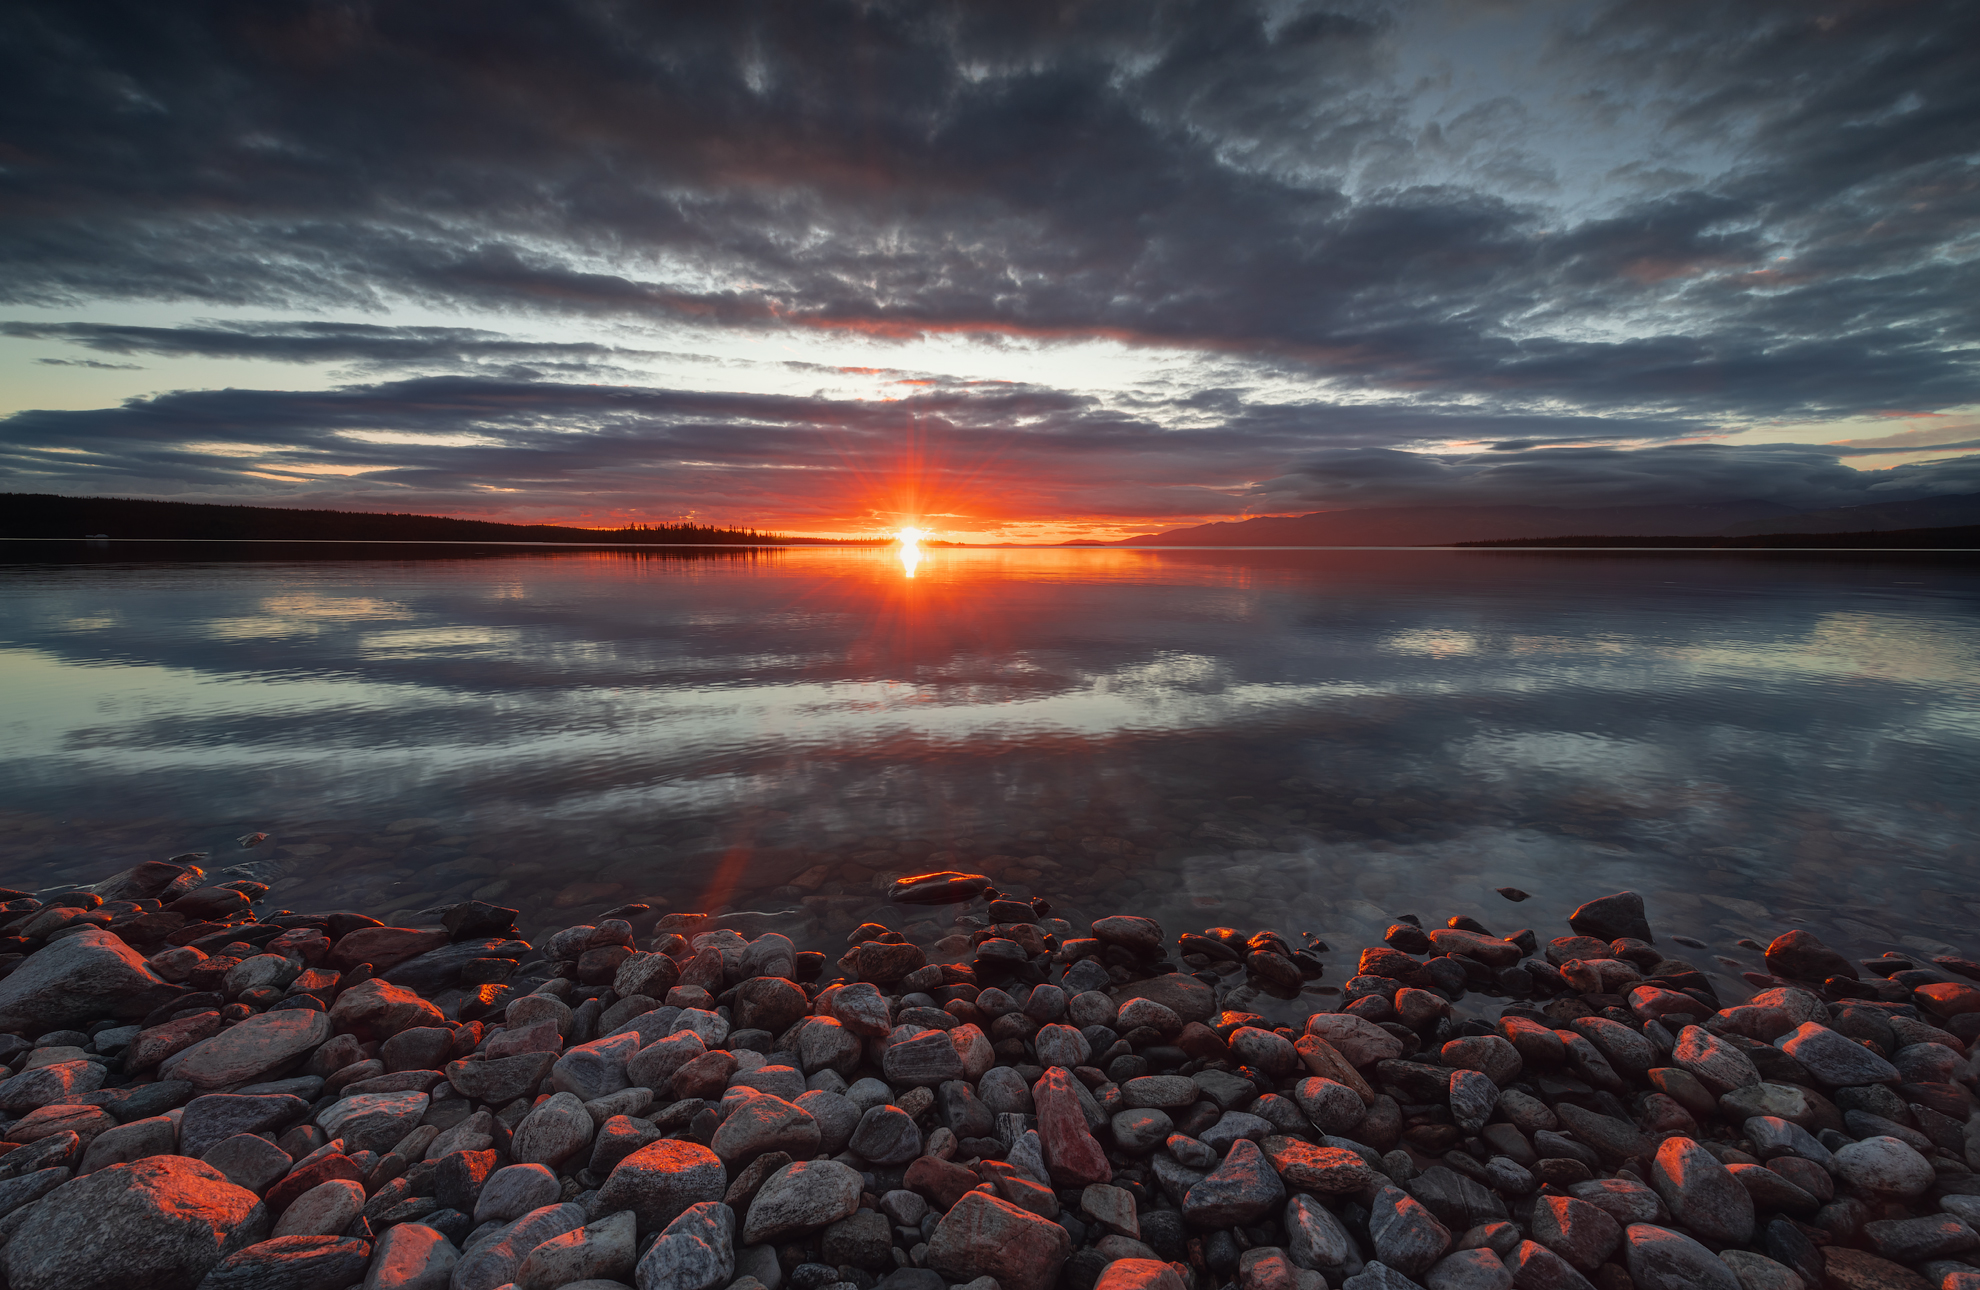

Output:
xmin=3 ymin=0 xmax=1978 ymax=529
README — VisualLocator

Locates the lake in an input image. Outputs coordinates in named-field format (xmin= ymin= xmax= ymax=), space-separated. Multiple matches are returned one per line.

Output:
xmin=2 ymin=542 xmax=1976 ymax=1021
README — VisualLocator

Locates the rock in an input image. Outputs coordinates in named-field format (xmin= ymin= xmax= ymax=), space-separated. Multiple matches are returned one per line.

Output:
xmin=2 ymin=1155 xmax=269 ymax=1290
xmin=474 ymin=1163 xmax=561 ymax=1223
xmin=924 ymin=1189 xmax=1072 ymax=1290
xmin=451 ymin=1202 xmax=586 ymax=1290
xmin=1649 ymin=1136 xmax=1754 ymax=1247
xmin=1715 ymin=1251 xmax=1804 ymax=1290
xmin=548 ymin=1031 xmax=641 ymax=1102
xmin=1742 ymin=1116 xmax=1832 ymax=1166
xmin=510 ymin=1091 xmax=595 ymax=1168
xmin=1568 ymin=892 xmax=1652 ymax=944
xmin=271 ymin=1178 xmax=365 ymax=1238
xmin=615 ymin=952 xmax=683 ymax=1001
xmin=1344 ymin=1266 xmax=1429 ymax=1290
xmin=1285 ymin=1194 xmax=1357 ymax=1278
xmin=362 ymin=1220 xmax=458 ymax=1290
xmin=1113 ymin=975 xmax=1214 ymax=1025
xmin=1440 ymin=1036 xmax=1521 ymax=1086
xmin=1182 ymin=1137 xmax=1282 ymax=1226
xmin=794 ymin=1089 xmax=859 ymax=1156
xmin=199 ymin=1132 xmax=294 ymax=1193
xmin=1425 ymin=1248 xmax=1512 ymax=1290
xmin=0 ymin=1058 xmax=106 ymax=1111
xmin=326 ymin=926 xmax=447 ymax=973
xmin=1368 ymin=1184 xmax=1451 ymax=1277
xmin=1774 ymin=1023 xmax=1901 ymax=1087
xmin=888 ymin=872 xmax=994 ymax=904
xmin=731 ymin=1159 xmax=852 ymax=1248
xmin=445 ymin=1052 xmax=555 ymax=1104
xmin=1034 ymin=1066 xmax=1110 ymax=1186
xmin=593 ymin=1140 xmax=727 ymax=1236
xmin=822 ymin=1210 xmax=894 ymax=1270
xmin=848 ymin=1103 xmax=922 ymax=1165
xmin=1623 ymin=1224 xmax=1740 ymax=1290
xmin=1553 ymin=1103 xmax=1650 ymax=1164
xmin=1292 ymin=1078 xmax=1365 ymax=1135
xmin=1567 ymin=1179 xmax=1665 ymax=1227
xmin=1764 ymin=931 xmax=1856 ymax=983
xmin=1833 ymin=1137 xmax=1934 ymax=1200
xmin=1501 ymin=1241 xmax=1595 ymax=1290
xmin=735 ymin=977 xmax=809 ymax=1034
xmin=180 ymin=1094 xmax=310 ymax=1158
xmin=160 ymin=1011 xmax=331 ymax=1091
xmin=884 ymin=1030 xmax=964 ymax=1087
xmin=1862 ymin=1214 xmax=1980 ymax=1263
xmin=1260 ymin=1137 xmax=1378 ymax=1194
xmin=1306 ymin=1014 xmax=1405 ymax=1068
xmin=713 ymin=1095 xmax=820 ymax=1166
xmin=0 ymin=927 xmax=175 ymax=1032
xmin=1035 ymin=1023 xmax=1091 ymax=1069
xmin=1671 ymin=1027 xmax=1761 ymax=1093
xmin=1449 ymin=1070 xmax=1498 ymax=1135
xmin=330 ymin=979 xmax=444 ymax=1038
xmin=1094 ymin=1259 xmax=1187 ymax=1290
xmin=520 ymin=1209 xmax=638 ymax=1290
xmin=196 ymin=1235 xmax=372 ymax=1290
xmin=1822 ymin=1248 xmax=1932 ymax=1290
xmin=1530 ymin=1196 xmax=1620 ymax=1272
xmin=318 ymin=1091 xmax=429 ymax=1155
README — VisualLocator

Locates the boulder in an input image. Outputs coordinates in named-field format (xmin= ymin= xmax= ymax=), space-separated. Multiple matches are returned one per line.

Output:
xmin=924 ymin=1190 xmax=1073 ymax=1290
xmin=161 ymin=1011 xmax=331 ymax=1092
xmin=2 ymin=1155 xmax=269 ymax=1290
xmin=0 ymin=927 xmax=176 ymax=1031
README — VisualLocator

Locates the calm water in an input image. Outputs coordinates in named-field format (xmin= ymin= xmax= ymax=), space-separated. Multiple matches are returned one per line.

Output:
xmin=2 ymin=542 xmax=1976 ymax=1020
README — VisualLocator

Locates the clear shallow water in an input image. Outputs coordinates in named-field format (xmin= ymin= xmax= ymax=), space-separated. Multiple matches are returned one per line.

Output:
xmin=1 ymin=542 xmax=1977 ymax=1021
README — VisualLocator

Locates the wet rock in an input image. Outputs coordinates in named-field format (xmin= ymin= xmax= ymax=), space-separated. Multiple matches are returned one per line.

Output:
xmin=593 ymin=1139 xmax=728 ymax=1236
xmin=924 ymin=1189 xmax=1072 ymax=1290
xmin=1113 ymin=974 xmax=1215 ymax=1025
xmin=0 ymin=927 xmax=175 ymax=1032
xmin=1568 ymin=892 xmax=1652 ymax=944
xmin=1306 ymin=1014 xmax=1405 ymax=1068
xmin=3 ymin=1155 xmax=270 ymax=1290
xmin=1764 ymin=931 xmax=1856 ymax=984
xmin=740 ymin=1159 xmax=862 ymax=1244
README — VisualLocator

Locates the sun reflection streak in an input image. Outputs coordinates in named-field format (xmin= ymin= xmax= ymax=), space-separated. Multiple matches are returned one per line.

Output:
xmin=896 ymin=527 xmax=926 ymax=578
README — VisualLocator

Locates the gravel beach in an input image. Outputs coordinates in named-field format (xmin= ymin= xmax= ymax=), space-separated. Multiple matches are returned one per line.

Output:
xmin=0 ymin=853 xmax=1976 ymax=1290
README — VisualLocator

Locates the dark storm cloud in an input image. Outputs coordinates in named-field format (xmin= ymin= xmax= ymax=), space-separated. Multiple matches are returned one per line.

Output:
xmin=2 ymin=0 xmax=1976 ymax=428
xmin=1255 ymin=443 xmax=1980 ymax=511
xmin=0 ymin=319 xmax=655 ymax=375
xmin=6 ymin=375 xmax=1974 ymax=525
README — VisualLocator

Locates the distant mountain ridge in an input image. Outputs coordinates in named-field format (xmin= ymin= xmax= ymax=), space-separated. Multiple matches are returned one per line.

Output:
xmin=1097 ymin=492 xmax=1980 ymax=546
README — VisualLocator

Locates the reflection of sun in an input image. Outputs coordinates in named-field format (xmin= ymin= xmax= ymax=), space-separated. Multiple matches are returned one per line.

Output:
xmin=895 ymin=528 xmax=927 ymax=578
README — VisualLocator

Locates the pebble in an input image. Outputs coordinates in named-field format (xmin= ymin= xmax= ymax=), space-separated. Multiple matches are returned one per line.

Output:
xmin=1833 ymin=1136 xmax=1936 ymax=1200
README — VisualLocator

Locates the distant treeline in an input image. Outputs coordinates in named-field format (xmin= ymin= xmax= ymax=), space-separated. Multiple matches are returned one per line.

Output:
xmin=1452 ymin=525 xmax=1980 ymax=550
xmin=0 ymin=494 xmax=884 ymax=545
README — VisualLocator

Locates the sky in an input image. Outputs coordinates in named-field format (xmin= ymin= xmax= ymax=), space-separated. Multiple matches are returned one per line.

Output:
xmin=2 ymin=0 xmax=1977 ymax=542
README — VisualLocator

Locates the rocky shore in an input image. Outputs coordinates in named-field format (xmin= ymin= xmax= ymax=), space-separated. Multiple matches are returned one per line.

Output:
xmin=0 ymin=856 xmax=1976 ymax=1290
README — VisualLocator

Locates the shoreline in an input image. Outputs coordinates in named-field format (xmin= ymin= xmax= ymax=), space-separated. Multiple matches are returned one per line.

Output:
xmin=0 ymin=857 xmax=1971 ymax=1290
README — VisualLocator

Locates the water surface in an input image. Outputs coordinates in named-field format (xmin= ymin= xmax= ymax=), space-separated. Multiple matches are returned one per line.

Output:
xmin=2 ymin=542 xmax=1976 ymax=1018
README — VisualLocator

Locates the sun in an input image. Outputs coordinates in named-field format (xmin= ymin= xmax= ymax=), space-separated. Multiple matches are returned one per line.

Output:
xmin=894 ymin=527 xmax=927 ymax=577
xmin=895 ymin=527 xmax=929 ymax=545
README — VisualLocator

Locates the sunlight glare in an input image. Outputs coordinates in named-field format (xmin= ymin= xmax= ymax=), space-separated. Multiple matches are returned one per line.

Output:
xmin=895 ymin=527 xmax=926 ymax=578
